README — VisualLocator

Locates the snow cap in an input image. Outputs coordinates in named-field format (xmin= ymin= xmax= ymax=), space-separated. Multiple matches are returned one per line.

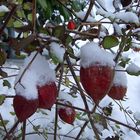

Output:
xmin=80 ymin=41 xmax=115 ymax=68
xmin=113 ymin=66 xmax=127 ymax=87
xmin=15 ymin=52 xmax=56 ymax=100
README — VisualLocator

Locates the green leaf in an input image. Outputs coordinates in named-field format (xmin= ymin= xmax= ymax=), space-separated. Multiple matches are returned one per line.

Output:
xmin=50 ymin=53 xmax=60 ymax=64
xmin=93 ymin=113 xmax=108 ymax=130
xmin=59 ymin=5 xmax=70 ymax=21
xmin=53 ymin=26 xmax=65 ymax=39
xmin=10 ymin=112 xmax=16 ymax=116
xmin=102 ymin=35 xmax=119 ymax=49
xmin=71 ymin=1 xmax=82 ymax=12
xmin=0 ymin=69 xmax=8 ymax=78
xmin=65 ymin=35 xmax=73 ymax=46
xmin=3 ymin=80 xmax=11 ymax=89
xmin=0 ymin=120 xmax=9 ymax=126
xmin=23 ymin=2 xmax=32 ymax=10
xmin=33 ymin=125 xmax=41 ymax=131
xmin=13 ymin=20 xmax=23 ymax=28
xmin=0 ymin=95 xmax=6 ymax=105
xmin=0 ymin=50 xmax=6 ymax=66
xmin=65 ymin=77 xmax=70 ymax=86
xmin=37 ymin=0 xmax=48 ymax=10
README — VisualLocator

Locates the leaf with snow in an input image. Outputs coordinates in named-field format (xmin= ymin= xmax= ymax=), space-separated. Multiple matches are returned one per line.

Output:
xmin=126 ymin=63 xmax=140 ymax=76
xmin=102 ymin=35 xmax=119 ymax=49
xmin=50 ymin=42 xmax=65 ymax=62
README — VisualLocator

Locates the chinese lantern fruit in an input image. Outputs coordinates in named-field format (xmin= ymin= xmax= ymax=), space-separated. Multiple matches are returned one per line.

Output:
xmin=108 ymin=66 xmax=127 ymax=100
xmin=80 ymin=41 xmax=115 ymax=104
xmin=58 ymin=106 xmax=76 ymax=124
xmin=108 ymin=86 xmax=127 ymax=100
xmin=80 ymin=66 xmax=113 ymax=103
xmin=67 ymin=21 xmax=76 ymax=30
xmin=37 ymin=82 xmax=58 ymax=109
xmin=13 ymin=95 xmax=38 ymax=122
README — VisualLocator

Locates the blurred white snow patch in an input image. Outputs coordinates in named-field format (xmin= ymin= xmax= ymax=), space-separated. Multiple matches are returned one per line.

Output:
xmin=114 ymin=66 xmax=127 ymax=87
xmin=97 ymin=9 xmax=139 ymax=26
xmin=134 ymin=112 xmax=140 ymax=121
xmin=126 ymin=62 xmax=140 ymax=73
xmin=76 ymin=11 xmax=96 ymax=22
xmin=50 ymin=42 xmax=65 ymax=62
xmin=116 ymin=12 xmax=139 ymax=25
xmin=96 ymin=0 xmax=107 ymax=10
xmin=0 ymin=5 xmax=9 ymax=12
xmin=96 ymin=8 xmax=115 ymax=19
xmin=59 ymin=91 xmax=75 ymax=103
xmin=15 ymin=52 xmax=56 ymax=100
xmin=113 ymin=23 xmax=122 ymax=35
xmin=80 ymin=41 xmax=115 ymax=68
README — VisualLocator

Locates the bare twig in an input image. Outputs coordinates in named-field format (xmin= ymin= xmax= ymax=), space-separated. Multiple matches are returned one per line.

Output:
xmin=32 ymin=0 xmax=36 ymax=34
xmin=0 ymin=4 xmax=17 ymax=36
xmin=54 ymin=62 xmax=64 ymax=140
xmin=22 ymin=121 xmax=26 ymax=140
xmin=3 ymin=120 xmax=19 ymax=140
xmin=0 ymin=114 xmax=10 ymax=140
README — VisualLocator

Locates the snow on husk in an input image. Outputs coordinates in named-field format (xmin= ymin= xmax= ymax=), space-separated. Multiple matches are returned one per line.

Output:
xmin=15 ymin=52 xmax=56 ymax=100
xmin=80 ymin=41 xmax=115 ymax=68
xmin=113 ymin=66 xmax=127 ymax=87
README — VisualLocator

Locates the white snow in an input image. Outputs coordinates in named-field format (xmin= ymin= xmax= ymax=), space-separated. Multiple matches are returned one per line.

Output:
xmin=115 ymin=12 xmax=139 ymax=25
xmin=96 ymin=0 xmax=107 ymax=10
xmin=134 ymin=112 xmax=140 ymax=121
xmin=76 ymin=11 xmax=96 ymax=22
xmin=15 ymin=52 xmax=56 ymax=100
xmin=80 ymin=41 xmax=115 ymax=68
xmin=113 ymin=66 xmax=127 ymax=87
xmin=50 ymin=42 xmax=65 ymax=62
xmin=113 ymin=23 xmax=122 ymax=35
xmin=126 ymin=62 xmax=140 ymax=74
xmin=0 ymin=5 xmax=9 ymax=12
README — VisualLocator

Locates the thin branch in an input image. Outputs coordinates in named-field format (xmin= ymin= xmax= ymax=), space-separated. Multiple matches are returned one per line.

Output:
xmin=65 ymin=54 xmax=100 ymax=140
xmin=0 ymin=114 xmax=10 ymax=140
xmin=56 ymin=0 xmax=82 ymax=21
xmin=0 ymin=4 xmax=17 ymax=36
xmin=75 ymin=121 xmax=89 ymax=140
xmin=0 ymin=74 xmax=18 ymax=80
xmin=54 ymin=62 xmax=64 ymax=140
xmin=78 ymin=0 xmax=95 ymax=31
xmin=3 ymin=120 xmax=19 ymax=140
xmin=32 ymin=0 xmax=36 ymax=33
xmin=22 ymin=121 xmax=26 ymax=140
xmin=14 ymin=51 xmax=39 ymax=89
